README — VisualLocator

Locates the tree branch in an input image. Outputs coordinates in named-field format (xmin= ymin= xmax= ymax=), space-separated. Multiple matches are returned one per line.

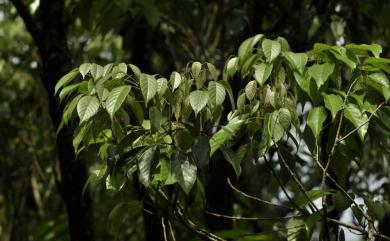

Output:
xmin=9 ymin=0 xmax=41 ymax=44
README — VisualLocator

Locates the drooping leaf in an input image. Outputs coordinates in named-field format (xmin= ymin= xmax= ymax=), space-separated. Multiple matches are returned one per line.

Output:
xmin=220 ymin=145 xmax=244 ymax=177
xmin=283 ymin=52 xmax=308 ymax=73
xmin=226 ymin=57 xmax=239 ymax=77
xmin=207 ymin=62 xmax=218 ymax=80
xmin=245 ymin=80 xmax=257 ymax=100
xmin=278 ymin=108 xmax=292 ymax=130
xmin=79 ymin=63 xmax=91 ymax=79
xmin=367 ymin=72 xmax=390 ymax=100
xmin=322 ymin=93 xmax=343 ymax=119
xmin=266 ymin=111 xmax=285 ymax=142
xmin=128 ymin=64 xmax=141 ymax=79
xmin=308 ymin=63 xmax=335 ymax=88
xmin=156 ymin=77 xmax=168 ymax=98
xmin=344 ymin=104 xmax=369 ymax=141
xmin=238 ymin=34 xmax=264 ymax=62
xmin=192 ymin=61 xmax=202 ymax=78
xmin=140 ymin=74 xmax=157 ymax=105
xmin=77 ymin=95 xmax=100 ymax=123
xmin=106 ymin=85 xmax=131 ymax=118
xmin=307 ymin=106 xmax=327 ymax=141
xmin=59 ymin=81 xmax=86 ymax=102
xmin=138 ymin=146 xmax=159 ymax=187
xmin=253 ymin=63 xmax=273 ymax=85
xmin=170 ymin=71 xmax=182 ymax=91
xmin=189 ymin=90 xmax=209 ymax=115
xmin=208 ymin=81 xmax=226 ymax=107
xmin=55 ymin=68 xmax=79 ymax=94
xmin=262 ymin=39 xmax=281 ymax=62
xmin=90 ymin=63 xmax=104 ymax=80
xmin=172 ymin=150 xmax=197 ymax=194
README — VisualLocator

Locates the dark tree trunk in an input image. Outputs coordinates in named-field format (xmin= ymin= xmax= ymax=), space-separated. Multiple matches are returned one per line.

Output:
xmin=205 ymin=153 xmax=234 ymax=231
xmin=10 ymin=1 xmax=94 ymax=240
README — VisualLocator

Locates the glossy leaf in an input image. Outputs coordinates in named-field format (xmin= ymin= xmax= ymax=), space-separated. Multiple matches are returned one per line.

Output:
xmin=245 ymin=80 xmax=257 ymax=100
xmin=344 ymin=104 xmax=369 ymax=141
xmin=172 ymin=150 xmax=197 ymax=194
xmin=189 ymin=90 xmax=209 ymax=115
xmin=77 ymin=96 xmax=100 ymax=123
xmin=55 ymin=68 xmax=79 ymax=94
xmin=226 ymin=57 xmax=239 ymax=77
xmin=106 ymin=85 xmax=131 ymax=118
xmin=140 ymin=74 xmax=157 ymax=105
xmin=79 ymin=63 xmax=91 ymax=79
xmin=283 ymin=52 xmax=308 ymax=73
xmin=262 ymin=39 xmax=281 ymax=62
xmin=238 ymin=34 xmax=264 ymax=62
xmin=322 ymin=93 xmax=343 ymax=119
xmin=210 ymin=119 xmax=244 ymax=156
xmin=307 ymin=106 xmax=327 ymax=141
xmin=308 ymin=63 xmax=334 ymax=88
xmin=208 ymin=81 xmax=226 ymax=107
xmin=138 ymin=146 xmax=158 ymax=187
xmin=156 ymin=77 xmax=168 ymax=98
xmin=170 ymin=71 xmax=182 ymax=91
xmin=253 ymin=63 xmax=273 ymax=85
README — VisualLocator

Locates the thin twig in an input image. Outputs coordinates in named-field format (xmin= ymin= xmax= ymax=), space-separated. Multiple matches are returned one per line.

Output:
xmin=227 ymin=178 xmax=293 ymax=211
xmin=162 ymin=217 xmax=168 ymax=241
xmin=204 ymin=210 xmax=304 ymax=221
xmin=273 ymin=142 xmax=320 ymax=215
xmin=263 ymin=155 xmax=307 ymax=214
xmin=337 ymin=102 xmax=385 ymax=143
xmin=168 ymin=220 xmax=177 ymax=241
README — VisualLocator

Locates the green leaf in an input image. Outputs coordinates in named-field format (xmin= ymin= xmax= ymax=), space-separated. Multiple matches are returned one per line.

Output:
xmin=189 ymin=90 xmax=209 ymax=115
xmin=278 ymin=108 xmax=292 ymax=130
xmin=219 ymin=80 xmax=236 ymax=110
xmin=307 ymin=106 xmax=327 ymax=141
xmin=90 ymin=63 xmax=104 ymax=79
xmin=208 ymin=81 xmax=226 ymax=107
xmin=346 ymin=43 xmax=382 ymax=58
xmin=344 ymin=104 xmax=369 ymax=141
xmin=55 ymin=68 xmax=79 ymax=95
xmin=364 ymin=197 xmax=386 ymax=220
xmin=294 ymin=189 xmax=334 ymax=208
xmin=226 ymin=57 xmax=239 ymax=77
xmin=245 ymin=80 xmax=257 ymax=100
xmin=253 ymin=63 xmax=273 ymax=85
xmin=156 ymin=77 xmax=168 ymax=98
xmin=238 ymin=34 xmax=264 ymax=62
xmin=192 ymin=61 xmax=202 ymax=78
xmin=79 ymin=63 xmax=91 ymax=79
xmin=266 ymin=112 xmax=285 ymax=142
xmin=192 ymin=136 xmax=210 ymax=168
xmin=368 ymin=72 xmax=390 ymax=100
xmin=140 ymin=74 xmax=157 ymax=105
xmin=237 ymin=93 xmax=246 ymax=112
xmin=210 ymin=119 xmax=245 ymax=156
xmin=220 ymin=145 xmax=244 ymax=177
xmin=138 ymin=146 xmax=159 ymax=187
xmin=118 ymin=63 xmax=127 ymax=73
xmin=105 ymin=85 xmax=131 ymax=118
xmin=207 ymin=63 xmax=218 ymax=81
xmin=172 ymin=150 xmax=197 ymax=194
xmin=62 ymin=94 xmax=83 ymax=125
xmin=102 ymin=63 xmax=113 ymax=76
xmin=59 ymin=82 xmax=86 ymax=102
xmin=128 ymin=64 xmax=141 ymax=79
xmin=283 ymin=52 xmax=308 ymax=73
xmin=262 ymin=39 xmax=281 ymax=62
xmin=170 ymin=71 xmax=182 ymax=91
xmin=308 ymin=63 xmax=335 ymax=88
xmin=77 ymin=96 xmax=100 ymax=123
xmin=322 ymin=93 xmax=343 ymax=120
xmin=149 ymin=106 xmax=162 ymax=133
xmin=287 ymin=218 xmax=309 ymax=241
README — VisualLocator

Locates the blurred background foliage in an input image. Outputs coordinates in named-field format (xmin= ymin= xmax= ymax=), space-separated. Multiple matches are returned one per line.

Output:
xmin=0 ymin=0 xmax=389 ymax=240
